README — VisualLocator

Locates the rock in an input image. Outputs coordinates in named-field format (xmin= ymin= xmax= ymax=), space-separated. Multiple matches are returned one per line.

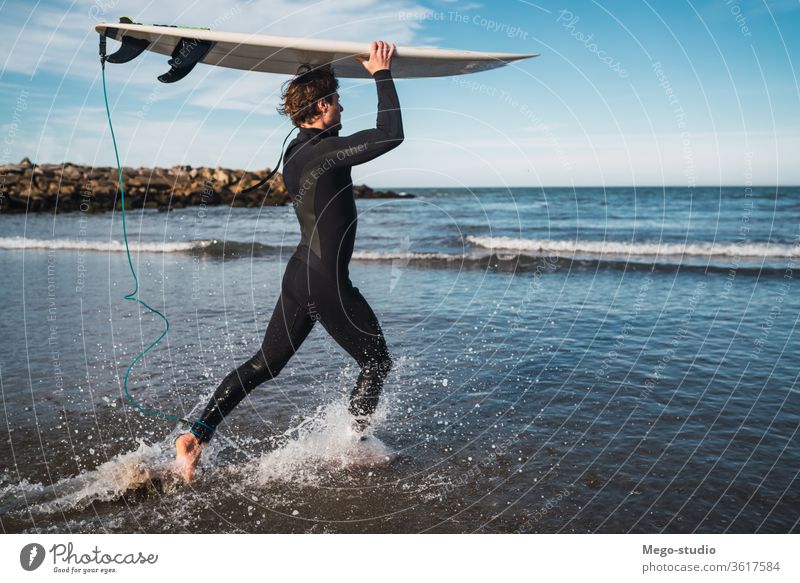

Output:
xmin=213 ymin=167 xmax=231 ymax=185
xmin=61 ymin=164 xmax=82 ymax=181
xmin=0 ymin=160 xmax=414 ymax=214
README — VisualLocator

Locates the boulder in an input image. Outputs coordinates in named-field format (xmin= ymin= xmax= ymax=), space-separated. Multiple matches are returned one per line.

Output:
xmin=0 ymin=159 xmax=415 ymax=214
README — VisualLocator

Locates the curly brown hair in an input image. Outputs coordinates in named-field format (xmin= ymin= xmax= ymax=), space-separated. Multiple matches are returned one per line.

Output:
xmin=277 ymin=64 xmax=339 ymax=127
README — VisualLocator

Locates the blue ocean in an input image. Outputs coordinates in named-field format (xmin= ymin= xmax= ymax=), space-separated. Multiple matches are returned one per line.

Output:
xmin=1 ymin=186 xmax=798 ymax=533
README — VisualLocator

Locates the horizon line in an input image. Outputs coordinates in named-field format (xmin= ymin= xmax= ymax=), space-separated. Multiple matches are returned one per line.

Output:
xmin=382 ymin=184 xmax=800 ymax=189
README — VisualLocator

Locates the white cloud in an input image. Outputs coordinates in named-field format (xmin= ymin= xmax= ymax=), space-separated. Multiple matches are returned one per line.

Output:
xmin=0 ymin=3 xmax=101 ymax=78
xmin=183 ymin=69 xmax=285 ymax=115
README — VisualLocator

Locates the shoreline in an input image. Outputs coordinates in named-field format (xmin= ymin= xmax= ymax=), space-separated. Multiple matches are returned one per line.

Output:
xmin=0 ymin=158 xmax=414 ymax=214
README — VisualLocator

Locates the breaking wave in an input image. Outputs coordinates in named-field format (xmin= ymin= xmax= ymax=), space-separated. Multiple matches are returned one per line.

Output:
xmin=466 ymin=235 xmax=800 ymax=259
xmin=3 ymin=235 xmax=793 ymax=275
xmin=0 ymin=237 xmax=281 ymax=257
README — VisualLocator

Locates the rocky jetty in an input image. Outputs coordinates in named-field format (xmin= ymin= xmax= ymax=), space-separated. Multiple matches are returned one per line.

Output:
xmin=0 ymin=158 xmax=413 ymax=214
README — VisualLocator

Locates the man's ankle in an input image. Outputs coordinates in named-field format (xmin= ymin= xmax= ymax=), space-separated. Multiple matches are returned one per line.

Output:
xmin=351 ymin=415 xmax=370 ymax=433
xmin=188 ymin=419 xmax=214 ymax=444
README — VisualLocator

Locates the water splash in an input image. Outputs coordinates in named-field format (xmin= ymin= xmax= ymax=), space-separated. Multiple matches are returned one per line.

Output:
xmin=0 ymin=440 xmax=183 ymax=517
xmin=248 ymin=398 xmax=396 ymax=486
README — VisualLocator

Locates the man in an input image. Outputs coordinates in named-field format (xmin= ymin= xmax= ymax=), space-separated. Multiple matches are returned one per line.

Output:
xmin=176 ymin=40 xmax=403 ymax=481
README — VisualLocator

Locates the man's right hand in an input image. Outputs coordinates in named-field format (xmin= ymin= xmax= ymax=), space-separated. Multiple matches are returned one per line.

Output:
xmin=356 ymin=40 xmax=395 ymax=75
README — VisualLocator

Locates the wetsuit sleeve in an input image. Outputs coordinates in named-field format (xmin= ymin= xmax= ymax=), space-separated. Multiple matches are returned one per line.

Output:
xmin=319 ymin=68 xmax=404 ymax=166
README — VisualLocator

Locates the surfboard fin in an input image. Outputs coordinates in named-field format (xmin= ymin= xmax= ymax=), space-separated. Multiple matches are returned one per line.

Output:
xmin=157 ymin=37 xmax=215 ymax=83
xmin=106 ymin=35 xmax=150 ymax=64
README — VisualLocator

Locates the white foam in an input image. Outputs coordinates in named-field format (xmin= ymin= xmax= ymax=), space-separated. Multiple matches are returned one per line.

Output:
xmin=251 ymin=398 xmax=394 ymax=485
xmin=22 ymin=441 xmax=179 ymax=515
xmin=352 ymin=250 xmax=458 ymax=261
xmin=0 ymin=236 xmax=213 ymax=253
xmin=467 ymin=235 xmax=800 ymax=259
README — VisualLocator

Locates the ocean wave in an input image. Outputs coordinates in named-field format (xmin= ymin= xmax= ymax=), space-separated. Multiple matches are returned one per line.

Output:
xmin=350 ymin=247 xmax=787 ymax=276
xmin=352 ymin=250 xmax=459 ymax=261
xmin=2 ymin=236 xmax=791 ymax=276
xmin=0 ymin=237 xmax=281 ymax=257
xmin=0 ymin=236 xmax=211 ymax=253
xmin=466 ymin=235 xmax=800 ymax=259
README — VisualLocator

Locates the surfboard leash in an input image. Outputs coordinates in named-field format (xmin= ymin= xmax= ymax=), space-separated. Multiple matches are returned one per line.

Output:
xmin=99 ymin=34 xmax=292 ymax=455
xmin=100 ymin=34 xmax=195 ymax=433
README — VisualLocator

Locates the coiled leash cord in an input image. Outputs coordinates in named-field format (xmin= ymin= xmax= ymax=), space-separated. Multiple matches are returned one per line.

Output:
xmin=100 ymin=35 xmax=189 ymax=429
xmin=99 ymin=34 xmax=288 ymax=456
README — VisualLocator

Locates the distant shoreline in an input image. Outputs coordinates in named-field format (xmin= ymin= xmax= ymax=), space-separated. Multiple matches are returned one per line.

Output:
xmin=0 ymin=158 xmax=414 ymax=214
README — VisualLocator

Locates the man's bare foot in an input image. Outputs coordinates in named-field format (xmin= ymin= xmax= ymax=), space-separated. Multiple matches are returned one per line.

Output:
xmin=175 ymin=433 xmax=204 ymax=482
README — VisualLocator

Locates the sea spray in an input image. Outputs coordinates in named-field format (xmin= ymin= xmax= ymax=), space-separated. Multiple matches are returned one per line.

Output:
xmin=249 ymin=397 xmax=394 ymax=486
xmin=3 ymin=440 xmax=184 ymax=517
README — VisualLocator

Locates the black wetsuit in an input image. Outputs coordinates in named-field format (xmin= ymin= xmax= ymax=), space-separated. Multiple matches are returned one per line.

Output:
xmin=189 ymin=68 xmax=404 ymax=444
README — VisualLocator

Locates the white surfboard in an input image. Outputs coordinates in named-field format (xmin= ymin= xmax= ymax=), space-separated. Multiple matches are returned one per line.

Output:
xmin=94 ymin=20 xmax=537 ymax=82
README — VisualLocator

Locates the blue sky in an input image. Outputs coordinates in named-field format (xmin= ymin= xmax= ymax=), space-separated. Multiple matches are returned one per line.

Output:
xmin=1 ymin=0 xmax=798 ymax=187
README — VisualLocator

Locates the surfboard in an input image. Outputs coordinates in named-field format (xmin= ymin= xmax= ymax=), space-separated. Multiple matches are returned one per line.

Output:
xmin=94 ymin=19 xmax=538 ymax=83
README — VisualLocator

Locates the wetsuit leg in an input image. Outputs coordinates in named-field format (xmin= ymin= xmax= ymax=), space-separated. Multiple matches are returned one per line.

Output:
xmin=308 ymin=271 xmax=392 ymax=424
xmin=189 ymin=257 xmax=315 ymax=443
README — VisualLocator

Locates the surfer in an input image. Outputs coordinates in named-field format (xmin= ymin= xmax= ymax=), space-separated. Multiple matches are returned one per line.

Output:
xmin=176 ymin=40 xmax=403 ymax=481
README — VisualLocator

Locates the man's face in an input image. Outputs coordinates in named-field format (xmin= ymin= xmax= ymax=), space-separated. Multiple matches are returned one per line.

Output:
xmin=319 ymin=92 xmax=343 ymax=130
